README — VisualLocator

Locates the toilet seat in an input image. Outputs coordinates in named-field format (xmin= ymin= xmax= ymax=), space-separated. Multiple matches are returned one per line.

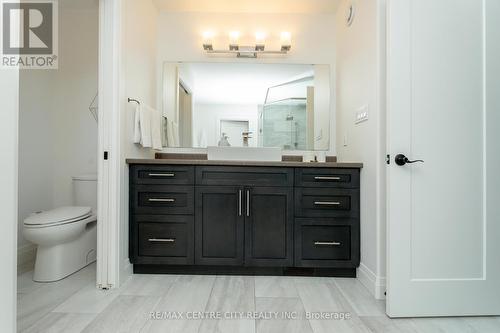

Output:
xmin=24 ymin=206 xmax=93 ymax=228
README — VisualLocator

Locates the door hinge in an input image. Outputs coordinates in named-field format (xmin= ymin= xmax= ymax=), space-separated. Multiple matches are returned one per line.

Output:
xmin=104 ymin=151 xmax=109 ymax=160
xmin=98 ymin=284 xmax=112 ymax=290
xmin=386 ymin=154 xmax=390 ymax=165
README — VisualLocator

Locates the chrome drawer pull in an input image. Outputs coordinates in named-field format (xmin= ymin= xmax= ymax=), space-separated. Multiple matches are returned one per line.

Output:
xmin=314 ymin=176 xmax=341 ymax=181
xmin=148 ymin=173 xmax=175 ymax=177
xmin=246 ymin=190 xmax=250 ymax=217
xmin=314 ymin=201 xmax=341 ymax=206
xmin=148 ymin=238 xmax=175 ymax=243
xmin=238 ymin=190 xmax=242 ymax=216
xmin=148 ymin=198 xmax=175 ymax=203
xmin=314 ymin=241 xmax=341 ymax=246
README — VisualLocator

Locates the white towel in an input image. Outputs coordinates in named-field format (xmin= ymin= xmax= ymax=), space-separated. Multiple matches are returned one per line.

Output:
xmin=166 ymin=119 xmax=175 ymax=147
xmin=151 ymin=108 xmax=163 ymax=151
xmin=133 ymin=104 xmax=162 ymax=149
xmin=139 ymin=105 xmax=152 ymax=147
xmin=161 ymin=117 xmax=168 ymax=147
xmin=172 ymin=122 xmax=180 ymax=147
xmin=133 ymin=104 xmax=141 ymax=144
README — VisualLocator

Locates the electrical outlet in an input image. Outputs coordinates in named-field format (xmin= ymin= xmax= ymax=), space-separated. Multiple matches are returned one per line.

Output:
xmin=355 ymin=105 xmax=369 ymax=124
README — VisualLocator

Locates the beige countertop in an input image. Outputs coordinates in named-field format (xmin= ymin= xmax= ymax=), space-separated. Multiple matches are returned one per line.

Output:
xmin=125 ymin=158 xmax=363 ymax=169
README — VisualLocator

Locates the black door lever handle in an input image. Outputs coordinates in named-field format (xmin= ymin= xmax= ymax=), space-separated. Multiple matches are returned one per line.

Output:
xmin=395 ymin=154 xmax=424 ymax=166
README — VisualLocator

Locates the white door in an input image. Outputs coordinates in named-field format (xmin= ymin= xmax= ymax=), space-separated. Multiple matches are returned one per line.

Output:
xmin=387 ymin=0 xmax=500 ymax=317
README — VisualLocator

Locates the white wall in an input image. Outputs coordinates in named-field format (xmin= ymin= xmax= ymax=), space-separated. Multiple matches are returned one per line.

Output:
xmin=18 ymin=6 xmax=99 ymax=269
xmin=335 ymin=0 xmax=386 ymax=299
xmin=51 ymin=8 xmax=100 ymax=208
xmin=193 ymin=104 xmax=259 ymax=147
xmin=18 ymin=71 xmax=54 ymax=250
xmin=0 ymin=68 xmax=19 ymax=332
xmin=118 ymin=0 xmax=158 ymax=281
xmin=155 ymin=11 xmax=337 ymax=154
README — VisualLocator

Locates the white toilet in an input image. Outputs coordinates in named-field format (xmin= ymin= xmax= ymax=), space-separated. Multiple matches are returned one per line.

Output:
xmin=23 ymin=174 xmax=98 ymax=282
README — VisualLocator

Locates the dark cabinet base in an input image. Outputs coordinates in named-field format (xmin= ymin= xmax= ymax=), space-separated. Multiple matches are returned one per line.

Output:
xmin=133 ymin=264 xmax=356 ymax=278
xmin=129 ymin=164 xmax=361 ymax=275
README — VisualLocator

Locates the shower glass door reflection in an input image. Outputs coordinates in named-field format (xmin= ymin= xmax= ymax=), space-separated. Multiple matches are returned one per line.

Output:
xmin=261 ymin=98 xmax=308 ymax=150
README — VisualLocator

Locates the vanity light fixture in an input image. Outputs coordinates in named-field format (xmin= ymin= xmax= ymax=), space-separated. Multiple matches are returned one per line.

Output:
xmin=202 ymin=31 xmax=292 ymax=58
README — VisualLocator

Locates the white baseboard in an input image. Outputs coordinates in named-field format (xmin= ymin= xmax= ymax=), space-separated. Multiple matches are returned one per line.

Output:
xmin=357 ymin=263 xmax=386 ymax=300
xmin=17 ymin=243 xmax=36 ymax=274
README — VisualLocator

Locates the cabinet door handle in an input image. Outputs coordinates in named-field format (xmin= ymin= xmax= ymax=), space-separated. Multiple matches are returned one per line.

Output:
xmin=314 ymin=241 xmax=341 ymax=246
xmin=314 ymin=176 xmax=341 ymax=181
xmin=148 ymin=198 xmax=175 ymax=203
xmin=314 ymin=201 xmax=340 ymax=206
xmin=148 ymin=238 xmax=175 ymax=243
xmin=238 ymin=189 xmax=242 ymax=216
xmin=148 ymin=173 xmax=175 ymax=177
xmin=246 ymin=190 xmax=250 ymax=217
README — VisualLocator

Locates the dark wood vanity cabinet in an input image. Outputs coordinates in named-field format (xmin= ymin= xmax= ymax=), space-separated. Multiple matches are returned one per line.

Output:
xmin=195 ymin=186 xmax=244 ymax=266
xmin=245 ymin=186 xmax=294 ymax=267
xmin=129 ymin=163 xmax=360 ymax=276
xmin=194 ymin=185 xmax=293 ymax=267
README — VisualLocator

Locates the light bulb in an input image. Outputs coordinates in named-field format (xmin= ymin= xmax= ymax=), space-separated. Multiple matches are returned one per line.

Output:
xmin=202 ymin=31 xmax=214 ymax=43
xmin=255 ymin=32 xmax=266 ymax=51
xmin=202 ymin=31 xmax=214 ymax=50
xmin=280 ymin=31 xmax=291 ymax=51
xmin=255 ymin=32 xmax=266 ymax=45
xmin=229 ymin=31 xmax=240 ymax=46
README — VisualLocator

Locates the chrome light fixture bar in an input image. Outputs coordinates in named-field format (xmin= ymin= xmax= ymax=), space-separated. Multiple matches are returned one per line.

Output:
xmin=202 ymin=31 xmax=292 ymax=58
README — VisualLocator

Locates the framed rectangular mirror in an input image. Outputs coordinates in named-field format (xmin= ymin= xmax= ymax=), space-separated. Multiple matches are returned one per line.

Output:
xmin=162 ymin=62 xmax=331 ymax=151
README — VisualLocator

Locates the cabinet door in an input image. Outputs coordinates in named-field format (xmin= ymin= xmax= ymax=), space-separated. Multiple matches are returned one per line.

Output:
xmin=245 ymin=187 xmax=293 ymax=267
xmin=195 ymin=186 xmax=244 ymax=265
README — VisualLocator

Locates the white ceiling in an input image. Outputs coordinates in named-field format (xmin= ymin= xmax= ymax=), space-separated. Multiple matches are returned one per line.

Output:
xmin=181 ymin=63 xmax=313 ymax=105
xmin=153 ymin=0 xmax=341 ymax=14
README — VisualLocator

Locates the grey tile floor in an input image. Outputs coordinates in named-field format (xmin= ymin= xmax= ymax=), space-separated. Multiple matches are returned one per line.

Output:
xmin=17 ymin=264 xmax=500 ymax=332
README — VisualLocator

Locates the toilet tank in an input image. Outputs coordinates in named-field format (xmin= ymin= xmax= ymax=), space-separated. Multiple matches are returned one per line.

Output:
xmin=72 ymin=174 xmax=97 ymax=213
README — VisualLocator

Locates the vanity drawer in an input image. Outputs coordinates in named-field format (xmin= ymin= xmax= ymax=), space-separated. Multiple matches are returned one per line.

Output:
xmin=295 ymin=168 xmax=359 ymax=188
xmin=130 ymin=165 xmax=194 ymax=185
xmin=196 ymin=166 xmax=293 ymax=187
xmin=299 ymin=225 xmax=351 ymax=261
xmin=295 ymin=188 xmax=359 ymax=218
xmin=138 ymin=222 xmax=192 ymax=259
xmin=131 ymin=185 xmax=194 ymax=215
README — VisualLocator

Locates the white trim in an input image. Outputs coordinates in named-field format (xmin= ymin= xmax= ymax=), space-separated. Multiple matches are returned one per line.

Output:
xmin=0 ymin=68 xmax=19 ymax=333
xmin=97 ymin=0 xmax=122 ymax=289
xmin=357 ymin=263 xmax=386 ymax=300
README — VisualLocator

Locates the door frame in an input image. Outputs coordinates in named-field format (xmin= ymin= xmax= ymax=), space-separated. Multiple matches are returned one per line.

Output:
xmin=0 ymin=68 xmax=19 ymax=332
xmin=96 ymin=0 xmax=122 ymax=289
xmin=0 ymin=0 xmax=122 ymax=327
xmin=217 ymin=118 xmax=251 ymax=146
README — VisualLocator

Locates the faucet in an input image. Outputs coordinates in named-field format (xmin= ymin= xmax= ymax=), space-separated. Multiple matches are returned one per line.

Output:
xmin=242 ymin=131 xmax=253 ymax=147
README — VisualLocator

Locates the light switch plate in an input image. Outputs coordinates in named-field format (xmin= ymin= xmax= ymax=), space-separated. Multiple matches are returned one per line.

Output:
xmin=355 ymin=105 xmax=369 ymax=124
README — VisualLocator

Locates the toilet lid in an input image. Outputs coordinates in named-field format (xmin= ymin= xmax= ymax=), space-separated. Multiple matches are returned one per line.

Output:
xmin=24 ymin=206 xmax=92 ymax=226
